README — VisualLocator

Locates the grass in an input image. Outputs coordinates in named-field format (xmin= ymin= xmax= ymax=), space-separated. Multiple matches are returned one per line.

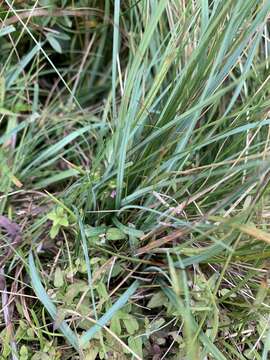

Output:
xmin=0 ymin=0 xmax=270 ymax=359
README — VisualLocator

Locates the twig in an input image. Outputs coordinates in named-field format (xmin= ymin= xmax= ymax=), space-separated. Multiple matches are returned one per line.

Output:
xmin=67 ymin=309 xmax=143 ymax=360
xmin=136 ymin=228 xmax=189 ymax=256
xmin=0 ymin=216 xmax=22 ymax=266
xmin=2 ymin=8 xmax=103 ymax=26
xmin=0 ymin=269 xmax=19 ymax=360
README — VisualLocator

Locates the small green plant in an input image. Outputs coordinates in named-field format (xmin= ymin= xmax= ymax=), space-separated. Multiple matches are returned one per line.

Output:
xmin=47 ymin=207 xmax=69 ymax=239
xmin=1 ymin=0 xmax=270 ymax=359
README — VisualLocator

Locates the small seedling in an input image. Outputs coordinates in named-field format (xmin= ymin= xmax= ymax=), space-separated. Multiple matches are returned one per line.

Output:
xmin=47 ymin=207 xmax=69 ymax=239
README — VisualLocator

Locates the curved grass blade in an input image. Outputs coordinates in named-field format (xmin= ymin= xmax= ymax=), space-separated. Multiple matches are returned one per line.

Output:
xmin=79 ymin=280 xmax=139 ymax=348
xmin=112 ymin=0 xmax=120 ymax=119
xmin=34 ymin=168 xmax=79 ymax=189
xmin=0 ymin=113 xmax=39 ymax=146
xmin=6 ymin=43 xmax=43 ymax=88
xmin=28 ymin=252 xmax=79 ymax=351
xmin=162 ymin=286 xmax=227 ymax=360
xmin=0 ymin=25 xmax=15 ymax=37
xmin=5 ymin=0 xmax=82 ymax=110
xmin=22 ymin=123 xmax=106 ymax=174
xmin=263 ymin=328 xmax=270 ymax=360
xmin=76 ymin=209 xmax=97 ymax=320
xmin=115 ymin=0 xmax=168 ymax=207
xmin=112 ymin=216 xmax=144 ymax=238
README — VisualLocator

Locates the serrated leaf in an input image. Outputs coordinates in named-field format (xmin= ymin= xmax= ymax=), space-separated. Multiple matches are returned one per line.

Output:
xmin=106 ymin=228 xmax=126 ymax=241
xmin=110 ymin=314 xmax=121 ymax=336
xmin=54 ymin=267 xmax=64 ymax=288
xmin=85 ymin=225 xmax=107 ymax=244
xmin=147 ymin=291 xmax=167 ymax=308
xmin=112 ymin=217 xmax=144 ymax=238
xmin=65 ymin=281 xmax=89 ymax=305
xmin=20 ymin=345 xmax=28 ymax=360
xmin=49 ymin=224 xmax=60 ymax=239
xmin=85 ymin=346 xmax=99 ymax=360
xmin=128 ymin=336 xmax=143 ymax=358
xmin=47 ymin=211 xmax=58 ymax=221
xmin=57 ymin=217 xmax=69 ymax=227
xmin=47 ymin=207 xmax=69 ymax=238
xmin=85 ymin=225 xmax=107 ymax=237
xmin=95 ymin=282 xmax=108 ymax=300
xmin=32 ymin=353 xmax=51 ymax=360
xmin=123 ymin=315 xmax=139 ymax=335
xmin=49 ymin=225 xmax=60 ymax=239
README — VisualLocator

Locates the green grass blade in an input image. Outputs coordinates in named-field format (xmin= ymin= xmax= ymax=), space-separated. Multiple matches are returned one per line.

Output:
xmin=0 ymin=114 xmax=39 ymax=145
xmin=0 ymin=25 xmax=15 ymax=37
xmin=79 ymin=280 xmax=139 ymax=347
xmin=162 ymin=286 xmax=227 ymax=360
xmin=34 ymin=169 xmax=79 ymax=189
xmin=6 ymin=43 xmax=42 ymax=88
xmin=112 ymin=0 xmax=120 ymax=119
xmin=22 ymin=123 xmax=106 ymax=174
xmin=76 ymin=209 xmax=97 ymax=320
xmin=28 ymin=252 xmax=79 ymax=351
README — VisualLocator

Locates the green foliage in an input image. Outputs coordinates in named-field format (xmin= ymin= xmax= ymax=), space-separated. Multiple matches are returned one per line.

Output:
xmin=0 ymin=0 xmax=270 ymax=359
xmin=47 ymin=207 xmax=69 ymax=238
xmin=106 ymin=228 xmax=127 ymax=241
xmin=127 ymin=337 xmax=143 ymax=358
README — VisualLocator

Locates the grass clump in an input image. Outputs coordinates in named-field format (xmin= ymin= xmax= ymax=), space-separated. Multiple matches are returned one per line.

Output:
xmin=0 ymin=0 xmax=270 ymax=359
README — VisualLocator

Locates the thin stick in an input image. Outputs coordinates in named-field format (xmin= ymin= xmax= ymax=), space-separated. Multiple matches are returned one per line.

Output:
xmin=68 ymin=310 xmax=143 ymax=360
xmin=2 ymin=8 xmax=103 ymax=26
xmin=0 ymin=269 xmax=19 ymax=360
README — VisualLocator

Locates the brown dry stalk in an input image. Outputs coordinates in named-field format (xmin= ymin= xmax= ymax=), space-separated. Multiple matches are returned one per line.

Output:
xmin=136 ymin=228 xmax=189 ymax=256
xmin=0 ymin=268 xmax=18 ymax=360
xmin=2 ymin=8 xmax=103 ymax=26
xmin=0 ymin=216 xmax=22 ymax=267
